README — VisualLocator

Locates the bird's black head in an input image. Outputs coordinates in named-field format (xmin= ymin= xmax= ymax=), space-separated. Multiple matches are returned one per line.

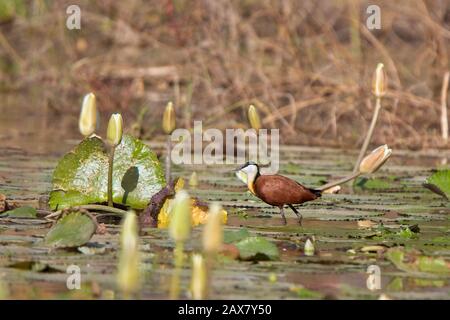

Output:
xmin=236 ymin=161 xmax=260 ymax=172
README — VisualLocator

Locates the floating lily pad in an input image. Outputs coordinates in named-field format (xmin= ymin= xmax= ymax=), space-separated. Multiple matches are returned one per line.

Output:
xmin=224 ymin=228 xmax=250 ymax=244
xmin=424 ymin=170 xmax=450 ymax=199
xmin=0 ymin=206 xmax=37 ymax=218
xmin=49 ymin=135 xmax=165 ymax=210
xmin=45 ymin=212 xmax=96 ymax=248
xmin=235 ymin=236 xmax=279 ymax=261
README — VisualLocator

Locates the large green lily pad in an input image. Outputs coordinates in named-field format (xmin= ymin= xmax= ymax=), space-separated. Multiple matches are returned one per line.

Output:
xmin=45 ymin=212 xmax=96 ymax=248
xmin=49 ymin=135 xmax=165 ymax=210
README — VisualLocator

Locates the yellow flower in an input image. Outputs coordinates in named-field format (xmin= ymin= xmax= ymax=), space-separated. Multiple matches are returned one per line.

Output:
xmin=158 ymin=197 xmax=227 ymax=228
xmin=79 ymin=93 xmax=97 ymax=137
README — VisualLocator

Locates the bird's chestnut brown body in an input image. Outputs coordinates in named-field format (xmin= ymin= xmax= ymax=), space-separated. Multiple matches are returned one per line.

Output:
xmin=254 ymin=175 xmax=320 ymax=207
xmin=236 ymin=162 xmax=321 ymax=224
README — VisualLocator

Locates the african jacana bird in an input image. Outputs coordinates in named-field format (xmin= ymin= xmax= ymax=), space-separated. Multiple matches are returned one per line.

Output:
xmin=236 ymin=161 xmax=321 ymax=225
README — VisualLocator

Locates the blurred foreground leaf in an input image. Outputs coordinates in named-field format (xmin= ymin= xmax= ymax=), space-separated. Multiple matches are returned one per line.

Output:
xmin=424 ymin=170 xmax=450 ymax=199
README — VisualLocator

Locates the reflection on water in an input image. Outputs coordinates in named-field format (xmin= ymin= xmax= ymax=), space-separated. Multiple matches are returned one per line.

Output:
xmin=0 ymin=94 xmax=80 ymax=154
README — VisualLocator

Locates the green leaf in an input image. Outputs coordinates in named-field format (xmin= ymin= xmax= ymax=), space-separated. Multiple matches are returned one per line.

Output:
xmin=49 ymin=135 xmax=165 ymax=210
xmin=235 ymin=236 xmax=279 ymax=261
xmin=0 ymin=206 xmax=37 ymax=218
xmin=224 ymin=228 xmax=250 ymax=244
xmin=292 ymin=286 xmax=323 ymax=299
xmin=397 ymin=227 xmax=418 ymax=239
xmin=424 ymin=169 xmax=450 ymax=199
xmin=45 ymin=212 xmax=96 ymax=248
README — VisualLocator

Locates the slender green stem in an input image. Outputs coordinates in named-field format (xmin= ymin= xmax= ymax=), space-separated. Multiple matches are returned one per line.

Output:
xmin=45 ymin=204 xmax=128 ymax=220
xmin=317 ymin=172 xmax=361 ymax=192
xmin=353 ymin=97 xmax=382 ymax=173
xmin=165 ymin=135 xmax=172 ymax=184
xmin=170 ymin=241 xmax=184 ymax=299
xmin=204 ymin=252 xmax=215 ymax=299
xmin=108 ymin=146 xmax=116 ymax=207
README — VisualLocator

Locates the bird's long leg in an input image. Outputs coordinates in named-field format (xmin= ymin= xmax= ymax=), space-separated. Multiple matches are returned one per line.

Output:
xmin=279 ymin=206 xmax=287 ymax=225
xmin=288 ymin=204 xmax=302 ymax=226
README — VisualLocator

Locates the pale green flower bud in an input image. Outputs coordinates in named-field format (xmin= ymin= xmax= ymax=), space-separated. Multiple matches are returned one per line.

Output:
xmin=107 ymin=113 xmax=123 ymax=147
xmin=248 ymin=104 xmax=261 ymax=130
xmin=117 ymin=211 xmax=140 ymax=296
xmin=202 ymin=202 xmax=223 ymax=254
xmin=163 ymin=101 xmax=176 ymax=134
xmin=169 ymin=190 xmax=192 ymax=242
xmin=359 ymin=144 xmax=392 ymax=174
xmin=79 ymin=93 xmax=97 ymax=136
xmin=372 ymin=63 xmax=387 ymax=98
xmin=190 ymin=254 xmax=207 ymax=300
xmin=304 ymin=238 xmax=315 ymax=256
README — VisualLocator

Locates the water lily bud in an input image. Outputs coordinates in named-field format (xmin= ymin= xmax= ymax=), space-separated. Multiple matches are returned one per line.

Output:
xmin=202 ymin=202 xmax=223 ymax=254
xmin=79 ymin=93 xmax=97 ymax=136
xmin=359 ymin=144 xmax=392 ymax=174
xmin=304 ymin=238 xmax=315 ymax=256
xmin=107 ymin=113 xmax=123 ymax=147
xmin=169 ymin=190 xmax=192 ymax=242
xmin=117 ymin=211 xmax=140 ymax=296
xmin=190 ymin=254 xmax=207 ymax=300
xmin=189 ymin=172 xmax=199 ymax=188
xmin=163 ymin=101 xmax=176 ymax=134
xmin=372 ymin=63 xmax=387 ymax=98
xmin=248 ymin=105 xmax=261 ymax=130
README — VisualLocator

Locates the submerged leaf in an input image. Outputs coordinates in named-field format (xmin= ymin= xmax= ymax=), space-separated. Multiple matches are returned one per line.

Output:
xmin=45 ymin=212 xmax=96 ymax=248
xmin=224 ymin=228 xmax=250 ymax=244
xmin=424 ymin=170 xmax=450 ymax=199
xmin=235 ymin=236 xmax=279 ymax=261
xmin=49 ymin=135 xmax=165 ymax=209
xmin=0 ymin=206 xmax=37 ymax=218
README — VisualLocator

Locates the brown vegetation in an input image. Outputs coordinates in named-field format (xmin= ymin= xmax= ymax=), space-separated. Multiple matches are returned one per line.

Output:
xmin=0 ymin=0 xmax=449 ymax=149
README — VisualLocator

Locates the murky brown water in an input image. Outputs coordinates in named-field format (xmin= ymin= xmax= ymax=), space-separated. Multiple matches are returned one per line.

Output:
xmin=1 ymin=104 xmax=450 ymax=300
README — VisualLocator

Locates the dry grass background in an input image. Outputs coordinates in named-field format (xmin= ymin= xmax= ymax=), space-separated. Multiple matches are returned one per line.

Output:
xmin=0 ymin=0 xmax=449 ymax=150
